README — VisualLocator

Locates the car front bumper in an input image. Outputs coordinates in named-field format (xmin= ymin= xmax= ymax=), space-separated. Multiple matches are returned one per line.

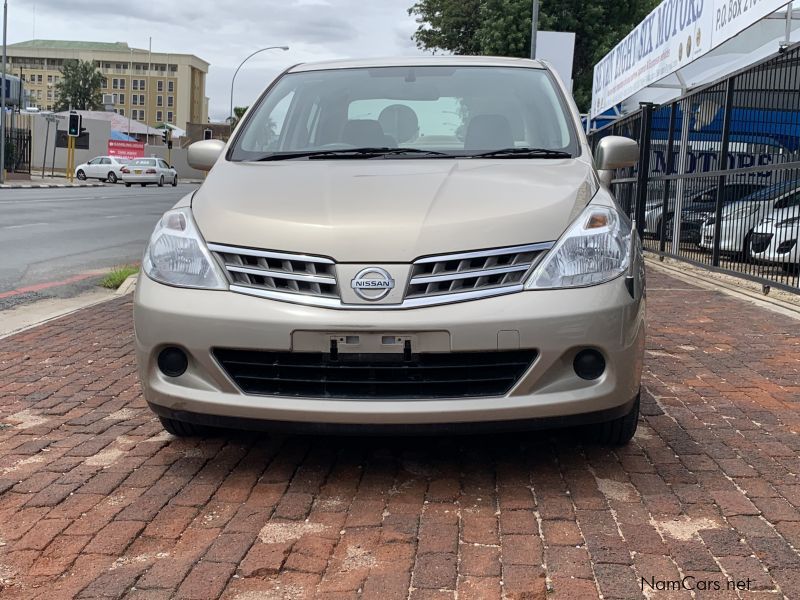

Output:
xmin=134 ymin=268 xmax=645 ymax=429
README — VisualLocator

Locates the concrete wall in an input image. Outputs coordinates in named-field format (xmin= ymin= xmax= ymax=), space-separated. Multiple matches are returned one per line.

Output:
xmin=143 ymin=145 xmax=207 ymax=180
xmin=29 ymin=114 xmax=110 ymax=173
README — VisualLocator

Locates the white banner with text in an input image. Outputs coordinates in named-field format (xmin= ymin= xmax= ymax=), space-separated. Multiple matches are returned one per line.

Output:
xmin=591 ymin=0 xmax=791 ymax=118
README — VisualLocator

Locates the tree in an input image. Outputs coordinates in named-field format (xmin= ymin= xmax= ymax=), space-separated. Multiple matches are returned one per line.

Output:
xmin=408 ymin=0 xmax=659 ymax=112
xmin=54 ymin=60 xmax=104 ymax=111
xmin=228 ymin=106 xmax=250 ymax=127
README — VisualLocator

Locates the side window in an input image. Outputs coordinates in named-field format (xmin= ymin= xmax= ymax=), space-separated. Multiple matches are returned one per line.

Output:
xmin=101 ymin=158 xmax=112 ymax=165
xmin=240 ymin=90 xmax=295 ymax=152
xmin=159 ymin=160 xmax=170 ymax=169
xmin=89 ymin=158 xmax=101 ymax=165
xmin=774 ymin=191 xmax=800 ymax=210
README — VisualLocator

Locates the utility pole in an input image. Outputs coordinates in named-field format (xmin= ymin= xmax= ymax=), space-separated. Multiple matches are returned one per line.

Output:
xmin=1 ymin=0 xmax=8 ymax=184
xmin=530 ymin=0 xmax=540 ymax=60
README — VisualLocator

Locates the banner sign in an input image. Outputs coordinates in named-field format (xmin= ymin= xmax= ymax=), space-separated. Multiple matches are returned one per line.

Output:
xmin=591 ymin=0 xmax=791 ymax=117
xmin=108 ymin=140 xmax=145 ymax=160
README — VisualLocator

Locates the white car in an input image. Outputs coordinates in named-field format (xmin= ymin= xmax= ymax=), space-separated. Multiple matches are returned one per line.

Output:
xmin=121 ymin=158 xmax=178 ymax=187
xmin=749 ymin=191 xmax=800 ymax=272
xmin=75 ymin=156 xmax=129 ymax=183
xmin=699 ymin=182 xmax=800 ymax=256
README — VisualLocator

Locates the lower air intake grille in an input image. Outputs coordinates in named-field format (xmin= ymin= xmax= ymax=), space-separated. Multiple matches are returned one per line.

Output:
xmin=214 ymin=349 xmax=537 ymax=399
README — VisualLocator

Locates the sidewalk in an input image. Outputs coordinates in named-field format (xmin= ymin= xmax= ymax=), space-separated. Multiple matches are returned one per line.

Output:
xmin=0 ymin=269 xmax=799 ymax=599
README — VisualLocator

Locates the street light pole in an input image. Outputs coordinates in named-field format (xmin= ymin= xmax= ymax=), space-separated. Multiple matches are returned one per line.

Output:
xmin=1 ymin=0 xmax=8 ymax=184
xmin=229 ymin=46 xmax=288 ymax=123
xmin=530 ymin=0 xmax=540 ymax=60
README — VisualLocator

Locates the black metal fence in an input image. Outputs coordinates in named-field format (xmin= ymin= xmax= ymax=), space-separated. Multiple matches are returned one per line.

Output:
xmin=2 ymin=113 xmax=32 ymax=174
xmin=589 ymin=43 xmax=800 ymax=294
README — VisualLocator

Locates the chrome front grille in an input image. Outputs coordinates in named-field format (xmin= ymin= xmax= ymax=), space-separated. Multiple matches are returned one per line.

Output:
xmin=406 ymin=243 xmax=551 ymax=300
xmin=210 ymin=242 xmax=554 ymax=309
xmin=208 ymin=243 xmax=338 ymax=299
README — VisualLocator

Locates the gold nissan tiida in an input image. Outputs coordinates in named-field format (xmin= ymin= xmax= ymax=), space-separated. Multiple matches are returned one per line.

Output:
xmin=134 ymin=56 xmax=645 ymax=445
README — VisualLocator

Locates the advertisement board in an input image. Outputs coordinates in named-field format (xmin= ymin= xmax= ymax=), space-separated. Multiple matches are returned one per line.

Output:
xmin=108 ymin=140 xmax=145 ymax=160
xmin=591 ymin=0 xmax=792 ymax=117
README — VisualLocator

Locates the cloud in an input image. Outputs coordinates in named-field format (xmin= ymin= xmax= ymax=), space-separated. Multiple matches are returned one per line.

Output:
xmin=9 ymin=0 xmax=422 ymax=120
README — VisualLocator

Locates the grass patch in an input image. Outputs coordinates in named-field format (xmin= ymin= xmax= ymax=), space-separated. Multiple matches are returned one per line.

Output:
xmin=100 ymin=265 xmax=139 ymax=289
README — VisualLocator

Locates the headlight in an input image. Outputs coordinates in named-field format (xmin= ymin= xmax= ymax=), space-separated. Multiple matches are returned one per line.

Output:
xmin=777 ymin=216 xmax=800 ymax=228
xmin=723 ymin=204 xmax=759 ymax=220
xmin=143 ymin=207 xmax=227 ymax=289
xmin=525 ymin=204 xmax=632 ymax=289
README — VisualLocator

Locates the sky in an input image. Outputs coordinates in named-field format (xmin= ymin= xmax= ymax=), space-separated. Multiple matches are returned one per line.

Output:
xmin=7 ymin=0 xmax=426 ymax=121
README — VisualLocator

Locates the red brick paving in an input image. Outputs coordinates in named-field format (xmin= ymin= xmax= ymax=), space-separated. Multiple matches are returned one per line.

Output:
xmin=0 ymin=269 xmax=799 ymax=599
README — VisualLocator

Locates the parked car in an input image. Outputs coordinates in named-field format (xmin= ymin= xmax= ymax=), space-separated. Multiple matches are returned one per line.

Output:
xmin=643 ymin=182 xmax=765 ymax=242
xmin=75 ymin=156 xmax=129 ymax=183
xmin=121 ymin=158 xmax=178 ymax=187
xmin=699 ymin=180 xmax=800 ymax=256
xmin=749 ymin=188 xmax=800 ymax=272
xmin=134 ymin=56 xmax=645 ymax=445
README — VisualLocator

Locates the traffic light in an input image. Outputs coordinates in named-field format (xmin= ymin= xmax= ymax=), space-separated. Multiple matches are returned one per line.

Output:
xmin=161 ymin=129 xmax=169 ymax=144
xmin=68 ymin=112 xmax=81 ymax=137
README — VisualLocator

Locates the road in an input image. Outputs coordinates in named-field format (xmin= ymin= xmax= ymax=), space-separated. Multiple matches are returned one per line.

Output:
xmin=0 ymin=183 xmax=197 ymax=309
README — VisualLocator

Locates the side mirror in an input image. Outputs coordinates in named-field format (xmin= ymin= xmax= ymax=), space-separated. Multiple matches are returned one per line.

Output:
xmin=594 ymin=136 xmax=639 ymax=171
xmin=187 ymin=139 xmax=226 ymax=171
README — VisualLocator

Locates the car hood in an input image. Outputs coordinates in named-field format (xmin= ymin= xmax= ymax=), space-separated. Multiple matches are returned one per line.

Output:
xmin=192 ymin=158 xmax=595 ymax=262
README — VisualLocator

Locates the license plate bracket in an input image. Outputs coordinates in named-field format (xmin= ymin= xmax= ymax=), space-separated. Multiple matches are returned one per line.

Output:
xmin=292 ymin=331 xmax=450 ymax=354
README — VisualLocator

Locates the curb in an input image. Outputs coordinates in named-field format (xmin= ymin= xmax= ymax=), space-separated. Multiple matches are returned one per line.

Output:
xmin=0 ymin=182 xmax=106 ymax=189
xmin=115 ymin=274 xmax=138 ymax=296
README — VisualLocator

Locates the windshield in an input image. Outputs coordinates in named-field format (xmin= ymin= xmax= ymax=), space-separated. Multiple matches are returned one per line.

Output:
xmin=229 ymin=66 xmax=579 ymax=161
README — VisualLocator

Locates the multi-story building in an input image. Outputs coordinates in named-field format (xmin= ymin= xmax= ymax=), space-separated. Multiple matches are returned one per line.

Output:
xmin=4 ymin=40 xmax=209 ymax=130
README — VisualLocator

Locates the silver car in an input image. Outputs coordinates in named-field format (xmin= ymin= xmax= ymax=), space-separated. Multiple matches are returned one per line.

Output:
xmin=121 ymin=157 xmax=178 ymax=187
xmin=134 ymin=57 xmax=645 ymax=445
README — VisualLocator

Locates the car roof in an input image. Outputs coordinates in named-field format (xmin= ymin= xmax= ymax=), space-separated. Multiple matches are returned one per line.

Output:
xmin=288 ymin=56 xmax=546 ymax=73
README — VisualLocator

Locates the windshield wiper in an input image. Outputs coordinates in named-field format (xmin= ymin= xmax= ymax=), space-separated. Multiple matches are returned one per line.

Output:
xmin=468 ymin=148 xmax=573 ymax=159
xmin=254 ymin=148 xmax=451 ymax=161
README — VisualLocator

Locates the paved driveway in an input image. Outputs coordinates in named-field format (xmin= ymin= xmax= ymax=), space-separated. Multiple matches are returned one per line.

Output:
xmin=0 ymin=269 xmax=798 ymax=599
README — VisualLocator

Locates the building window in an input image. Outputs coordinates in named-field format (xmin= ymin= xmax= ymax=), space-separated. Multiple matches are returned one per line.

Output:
xmin=101 ymin=77 xmax=107 ymax=89
xmin=157 ymin=80 xmax=163 ymax=92
xmin=167 ymin=111 xmax=173 ymax=123
xmin=105 ymin=63 xmax=111 ymax=69
xmin=46 ymin=105 xmax=52 ymax=111
xmin=167 ymin=80 xmax=174 ymax=92
xmin=47 ymin=90 xmax=52 ymax=100
xmin=132 ymin=79 xmax=138 ymax=90
xmin=47 ymin=75 xmax=53 ymax=83
xmin=157 ymin=95 xmax=163 ymax=107
xmin=112 ymin=78 xmax=118 ymax=89
xmin=116 ymin=63 xmax=122 ymax=70
xmin=132 ymin=96 xmax=138 ymax=105
xmin=139 ymin=79 xmax=145 ymax=90
xmin=119 ymin=108 xmax=124 ymax=116
xmin=37 ymin=74 xmax=43 ymax=83
xmin=156 ymin=111 xmax=163 ymax=122
xmin=54 ymin=76 xmax=60 ymax=83
xmin=118 ymin=93 xmax=125 ymax=104
xmin=139 ymin=94 xmax=145 ymax=105
xmin=119 ymin=79 xmax=125 ymax=90
xmin=167 ymin=96 xmax=173 ymax=107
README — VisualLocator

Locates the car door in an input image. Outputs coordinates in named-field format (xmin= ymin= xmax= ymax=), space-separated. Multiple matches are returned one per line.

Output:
xmin=158 ymin=159 xmax=172 ymax=179
xmin=85 ymin=157 xmax=102 ymax=177
xmin=99 ymin=157 xmax=113 ymax=177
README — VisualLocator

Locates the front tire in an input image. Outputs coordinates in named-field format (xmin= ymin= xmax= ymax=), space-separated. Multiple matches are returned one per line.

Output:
xmin=590 ymin=394 xmax=640 ymax=446
xmin=159 ymin=417 xmax=213 ymax=437
xmin=125 ymin=182 xmax=131 ymax=187
xmin=172 ymin=175 xmax=178 ymax=187
xmin=107 ymin=172 xmax=117 ymax=184
xmin=158 ymin=175 xmax=164 ymax=187
xmin=76 ymin=169 xmax=86 ymax=181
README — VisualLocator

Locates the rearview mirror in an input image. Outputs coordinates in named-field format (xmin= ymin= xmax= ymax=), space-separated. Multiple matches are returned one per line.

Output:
xmin=594 ymin=136 xmax=639 ymax=171
xmin=187 ymin=139 xmax=226 ymax=171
